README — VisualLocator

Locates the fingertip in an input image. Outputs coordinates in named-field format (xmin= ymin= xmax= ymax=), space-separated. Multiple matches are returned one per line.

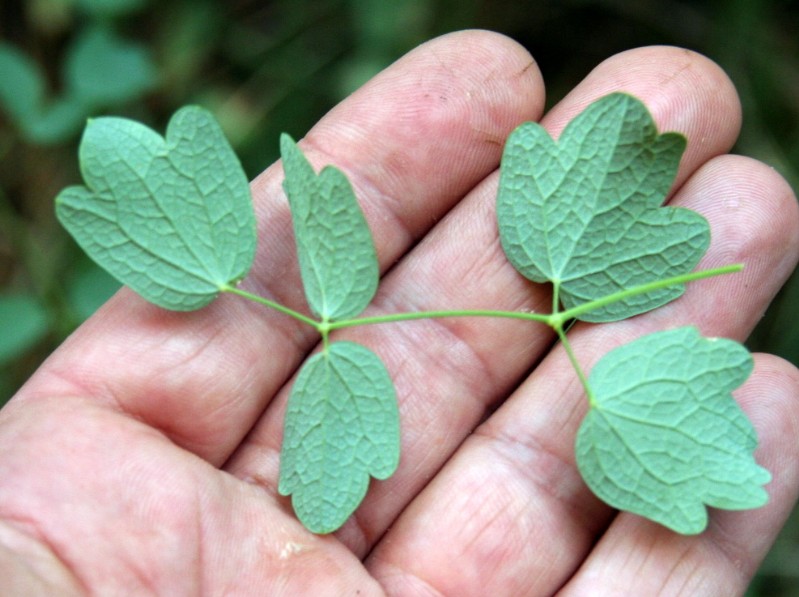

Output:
xmin=688 ymin=154 xmax=799 ymax=282
xmin=313 ymin=28 xmax=546 ymax=149
xmin=739 ymin=351 xmax=799 ymax=509
xmin=434 ymin=29 xmax=546 ymax=107
xmin=543 ymin=45 xmax=742 ymax=174
xmin=746 ymin=353 xmax=799 ymax=460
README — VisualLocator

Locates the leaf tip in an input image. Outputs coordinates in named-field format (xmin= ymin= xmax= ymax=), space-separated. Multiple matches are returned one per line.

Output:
xmin=279 ymin=132 xmax=297 ymax=156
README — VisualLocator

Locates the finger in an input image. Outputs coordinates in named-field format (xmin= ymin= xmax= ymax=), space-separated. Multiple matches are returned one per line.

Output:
xmin=0 ymin=391 xmax=384 ymax=594
xmin=226 ymin=46 xmax=751 ymax=553
xmin=540 ymin=45 xmax=742 ymax=183
xmin=12 ymin=30 xmax=544 ymax=463
xmin=363 ymin=115 xmax=799 ymax=590
xmin=556 ymin=354 xmax=799 ymax=596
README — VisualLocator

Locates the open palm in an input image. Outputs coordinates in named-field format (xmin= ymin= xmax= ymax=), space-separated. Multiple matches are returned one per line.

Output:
xmin=2 ymin=31 xmax=798 ymax=596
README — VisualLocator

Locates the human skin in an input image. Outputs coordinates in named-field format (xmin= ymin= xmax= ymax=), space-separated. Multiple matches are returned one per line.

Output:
xmin=1 ymin=30 xmax=798 ymax=596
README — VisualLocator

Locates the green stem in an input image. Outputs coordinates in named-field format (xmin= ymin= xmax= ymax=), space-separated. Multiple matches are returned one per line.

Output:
xmin=331 ymin=264 xmax=742 ymax=331
xmin=222 ymin=264 xmax=742 ymax=412
xmin=555 ymin=264 xmax=743 ymax=324
xmin=221 ymin=285 xmax=321 ymax=329
xmin=320 ymin=317 xmax=331 ymax=352
xmin=328 ymin=308 xmax=552 ymax=331
xmin=555 ymin=323 xmax=595 ymax=405
xmin=552 ymin=280 xmax=561 ymax=315
xmin=223 ymin=264 xmax=743 ymax=338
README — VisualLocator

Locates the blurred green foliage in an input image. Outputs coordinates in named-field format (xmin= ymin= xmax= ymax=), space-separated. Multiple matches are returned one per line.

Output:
xmin=0 ymin=0 xmax=797 ymax=592
xmin=0 ymin=24 xmax=156 ymax=142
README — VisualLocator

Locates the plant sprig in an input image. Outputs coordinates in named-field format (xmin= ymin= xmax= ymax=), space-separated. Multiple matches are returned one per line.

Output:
xmin=55 ymin=93 xmax=769 ymax=535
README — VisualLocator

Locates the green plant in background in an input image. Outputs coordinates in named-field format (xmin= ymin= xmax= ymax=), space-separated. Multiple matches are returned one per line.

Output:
xmin=0 ymin=20 xmax=155 ymax=144
xmin=0 ymin=0 xmax=155 ymax=401
xmin=55 ymin=94 xmax=769 ymax=535
xmin=0 ymin=293 xmax=49 ymax=382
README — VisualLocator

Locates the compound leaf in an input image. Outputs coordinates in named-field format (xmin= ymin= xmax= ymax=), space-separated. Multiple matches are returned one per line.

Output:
xmin=280 ymin=134 xmax=378 ymax=321
xmin=497 ymin=93 xmax=709 ymax=322
xmin=56 ymin=106 xmax=256 ymax=311
xmin=279 ymin=341 xmax=400 ymax=534
xmin=576 ymin=327 xmax=769 ymax=534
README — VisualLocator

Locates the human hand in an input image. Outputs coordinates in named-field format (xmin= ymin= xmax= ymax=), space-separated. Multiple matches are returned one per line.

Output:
xmin=1 ymin=31 xmax=798 ymax=596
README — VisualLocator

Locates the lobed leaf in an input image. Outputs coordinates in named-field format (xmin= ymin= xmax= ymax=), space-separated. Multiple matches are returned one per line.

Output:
xmin=280 ymin=135 xmax=379 ymax=321
xmin=575 ymin=327 xmax=770 ymax=534
xmin=56 ymin=106 xmax=257 ymax=310
xmin=497 ymin=92 xmax=709 ymax=322
xmin=279 ymin=341 xmax=400 ymax=533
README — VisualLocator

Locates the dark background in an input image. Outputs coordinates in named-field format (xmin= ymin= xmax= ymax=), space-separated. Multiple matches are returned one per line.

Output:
xmin=1 ymin=0 xmax=797 ymax=593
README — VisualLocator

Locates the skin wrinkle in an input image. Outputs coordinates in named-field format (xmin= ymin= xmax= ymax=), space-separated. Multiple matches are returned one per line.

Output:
xmin=373 ymin=560 xmax=446 ymax=597
xmin=26 ymin=295 xmax=281 ymax=440
xmin=336 ymin=498 xmax=379 ymax=560
xmin=3 ymin=411 xmax=107 ymax=592
xmin=653 ymin=538 xmax=728 ymax=596
xmin=457 ymin=488 xmax=526 ymax=576
xmin=700 ymin=539 xmax=748 ymax=593
xmin=128 ymin=313 xmax=263 ymax=453
xmin=195 ymin=485 xmax=206 ymax=597
xmin=0 ymin=516 xmax=88 ymax=596
xmin=670 ymin=557 xmax=705 ymax=596
xmin=367 ymin=262 xmax=520 ymax=392
xmin=472 ymin=423 xmax=600 ymax=530
xmin=373 ymin=312 xmax=490 ymax=435
xmin=655 ymin=55 xmax=694 ymax=87
xmin=652 ymin=538 xmax=693 ymax=591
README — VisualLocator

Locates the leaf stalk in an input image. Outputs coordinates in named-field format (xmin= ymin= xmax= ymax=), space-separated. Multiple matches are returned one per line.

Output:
xmin=223 ymin=264 xmax=743 ymax=336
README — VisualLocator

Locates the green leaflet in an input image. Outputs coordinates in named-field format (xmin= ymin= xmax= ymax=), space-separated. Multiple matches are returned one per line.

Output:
xmin=278 ymin=341 xmax=400 ymax=534
xmin=64 ymin=25 xmax=156 ymax=109
xmin=0 ymin=26 xmax=156 ymax=144
xmin=280 ymin=134 xmax=378 ymax=321
xmin=0 ymin=43 xmax=46 ymax=125
xmin=56 ymin=106 xmax=256 ymax=310
xmin=497 ymin=92 xmax=709 ymax=322
xmin=575 ymin=327 xmax=770 ymax=534
xmin=0 ymin=294 xmax=50 ymax=365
